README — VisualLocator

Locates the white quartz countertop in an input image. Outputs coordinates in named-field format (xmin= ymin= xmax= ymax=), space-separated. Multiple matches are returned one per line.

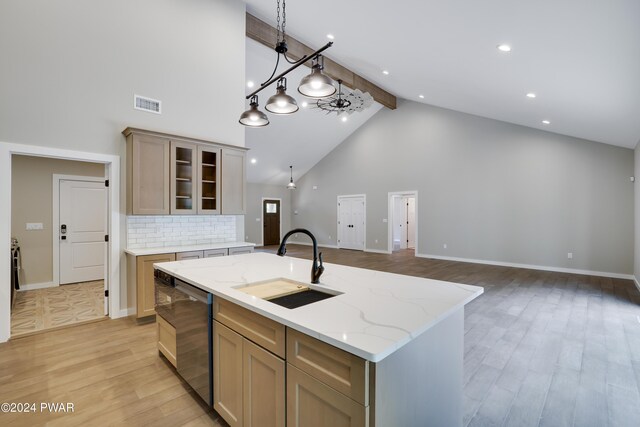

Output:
xmin=154 ymin=252 xmax=483 ymax=362
xmin=124 ymin=242 xmax=255 ymax=256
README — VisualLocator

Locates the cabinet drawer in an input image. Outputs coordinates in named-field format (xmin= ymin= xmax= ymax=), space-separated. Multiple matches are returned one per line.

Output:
xmin=228 ymin=246 xmax=254 ymax=255
xmin=214 ymin=298 xmax=285 ymax=358
xmin=157 ymin=314 xmax=177 ymax=368
xmin=204 ymin=248 xmax=228 ymax=258
xmin=176 ymin=250 xmax=204 ymax=260
xmin=287 ymin=329 xmax=369 ymax=405
xmin=287 ymin=364 xmax=368 ymax=427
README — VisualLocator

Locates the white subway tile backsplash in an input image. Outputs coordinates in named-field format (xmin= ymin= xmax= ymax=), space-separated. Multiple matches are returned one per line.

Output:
xmin=126 ymin=215 xmax=237 ymax=249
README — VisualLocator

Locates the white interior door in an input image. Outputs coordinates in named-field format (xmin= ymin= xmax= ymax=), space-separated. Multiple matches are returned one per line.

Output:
xmin=393 ymin=197 xmax=407 ymax=250
xmin=59 ymin=180 xmax=106 ymax=284
xmin=338 ymin=196 xmax=365 ymax=251
xmin=407 ymin=197 xmax=416 ymax=249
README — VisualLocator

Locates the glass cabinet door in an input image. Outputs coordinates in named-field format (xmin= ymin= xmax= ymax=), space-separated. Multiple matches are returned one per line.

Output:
xmin=198 ymin=145 xmax=221 ymax=214
xmin=170 ymin=141 xmax=198 ymax=214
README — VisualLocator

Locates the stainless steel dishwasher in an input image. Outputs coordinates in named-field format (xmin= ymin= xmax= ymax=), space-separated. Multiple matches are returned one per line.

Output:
xmin=155 ymin=270 xmax=213 ymax=405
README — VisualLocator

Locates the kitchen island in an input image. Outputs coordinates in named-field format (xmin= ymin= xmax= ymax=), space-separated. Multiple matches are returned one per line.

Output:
xmin=155 ymin=252 xmax=483 ymax=427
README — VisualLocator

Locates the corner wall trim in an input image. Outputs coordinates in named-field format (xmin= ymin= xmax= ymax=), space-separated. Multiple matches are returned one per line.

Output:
xmin=416 ymin=253 xmax=634 ymax=280
xmin=634 ymin=276 xmax=640 ymax=293
xmin=18 ymin=282 xmax=57 ymax=291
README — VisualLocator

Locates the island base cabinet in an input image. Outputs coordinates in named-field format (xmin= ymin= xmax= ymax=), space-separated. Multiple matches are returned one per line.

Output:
xmin=243 ymin=339 xmax=285 ymax=427
xmin=214 ymin=321 xmax=244 ymax=427
xmin=213 ymin=320 xmax=285 ymax=427
xmin=287 ymin=364 xmax=368 ymax=427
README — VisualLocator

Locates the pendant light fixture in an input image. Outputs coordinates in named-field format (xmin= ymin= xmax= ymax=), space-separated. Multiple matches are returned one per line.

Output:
xmin=266 ymin=77 xmax=299 ymax=114
xmin=238 ymin=95 xmax=269 ymax=127
xmin=287 ymin=165 xmax=296 ymax=190
xmin=298 ymin=56 xmax=337 ymax=99
xmin=239 ymin=0 xmax=335 ymax=127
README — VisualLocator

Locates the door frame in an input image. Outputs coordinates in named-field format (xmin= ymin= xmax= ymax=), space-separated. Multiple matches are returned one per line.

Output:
xmin=52 ymin=174 xmax=107 ymax=288
xmin=337 ymin=194 xmax=366 ymax=251
xmin=0 ymin=141 xmax=121 ymax=343
xmin=387 ymin=191 xmax=418 ymax=255
xmin=260 ymin=197 xmax=282 ymax=246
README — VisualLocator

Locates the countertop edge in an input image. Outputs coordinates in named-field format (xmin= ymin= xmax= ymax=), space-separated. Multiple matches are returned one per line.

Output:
xmin=124 ymin=242 xmax=255 ymax=256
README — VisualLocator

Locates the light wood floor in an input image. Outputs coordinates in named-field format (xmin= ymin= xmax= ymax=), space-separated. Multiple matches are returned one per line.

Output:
xmin=1 ymin=245 xmax=639 ymax=426
xmin=11 ymin=280 xmax=106 ymax=337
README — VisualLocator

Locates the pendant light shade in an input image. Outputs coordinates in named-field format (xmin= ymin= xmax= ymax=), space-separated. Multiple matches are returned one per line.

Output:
xmin=266 ymin=78 xmax=299 ymax=114
xmin=239 ymin=95 xmax=269 ymax=127
xmin=298 ymin=56 xmax=336 ymax=99
xmin=287 ymin=165 xmax=296 ymax=190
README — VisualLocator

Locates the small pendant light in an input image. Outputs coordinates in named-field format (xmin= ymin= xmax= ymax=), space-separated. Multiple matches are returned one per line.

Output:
xmin=287 ymin=165 xmax=297 ymax=190
xmin=266 ymin=77 xmax=299 ymax=114
xmin=239 ymin=95 xmax=269 ymax=127
xmin=298 ymin=55 xmax=336 ymax=99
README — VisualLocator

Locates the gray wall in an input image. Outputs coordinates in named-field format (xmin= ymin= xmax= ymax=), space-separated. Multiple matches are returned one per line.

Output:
xmin=635 ymin=141 xmax=640 ymax=280
xmin=246 ymin=183 xmax=292 ymax=245
xmin=292 ymin=100 xmax=634 ymax=275
xmin=0 ymin=0 xmax=246 ymax=311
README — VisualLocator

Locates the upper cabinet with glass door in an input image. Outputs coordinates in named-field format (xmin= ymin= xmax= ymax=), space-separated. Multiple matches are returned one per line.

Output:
xmin=198 ymin=145 xmax=221 ymax=214
xmin=170 ymin=141 xmax=198 ymax=215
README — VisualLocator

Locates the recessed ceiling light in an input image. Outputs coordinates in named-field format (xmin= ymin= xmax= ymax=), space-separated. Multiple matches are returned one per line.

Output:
xmin=250 ymin=158 xmax=257 ymax=164
xmin=497 ymin=44 xmax=512 ymax=52
xmin=542 ymin=120 xmax=550 ymax=125
xmin=301 ymin=101 xmax=308 ymax=108
xmin=382 ymin=70 xmax=389 ymax=75
xmin=327 ymin=34 xmax=335 ymax=40
xmin=247 ymin=81 xmax=255 ymax=88
xmin=341 ymin=116 xmax=348 ymax=122
xmin=419 ymin=95 xmax=425 ymax=99
xmin=526 ymin=92 xmax=536 ymax=98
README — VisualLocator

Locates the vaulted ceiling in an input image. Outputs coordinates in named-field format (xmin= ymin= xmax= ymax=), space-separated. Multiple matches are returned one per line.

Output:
xmin=244 ymin=0 xmax=640 ymax=154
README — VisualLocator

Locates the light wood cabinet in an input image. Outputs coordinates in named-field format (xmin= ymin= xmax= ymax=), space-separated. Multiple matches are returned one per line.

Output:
xmin=198 ymin=145 xmax=221 ymax=214
xmin=213 ymin=298 xmax=286 ymax=358
xmin=170 ymin=140 xmax=198 ymax=215
xmin=287 ymin=364 xmax=368 ymax=427
xmin=123 ymin=127 xmax=248 ymax=216
xmin=128 ymin=252 xmax=176 ymax=318
xmin=126 ymin=132 xmax=171 ymax=215
xmin=157 ymin=314 xmax=177 ymax=368
xmin=214 ymin=321 xmax=244 ymax=427
xmin=213 ymin=320 xmax=285 ymax=427
xmin=287 ymin=329 xmax=369 ymax=405
xmin=243 ymin=339 xmax=286 ymax=427
xmin=221 ymin=148 xmax=246 ymax=214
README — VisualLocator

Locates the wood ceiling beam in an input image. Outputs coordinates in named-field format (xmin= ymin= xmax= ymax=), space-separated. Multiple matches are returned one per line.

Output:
xmin=246 ymin=13 xmax=397 ymax=110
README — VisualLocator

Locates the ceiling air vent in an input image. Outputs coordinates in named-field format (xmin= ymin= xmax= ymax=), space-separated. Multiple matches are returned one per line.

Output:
xmin=134 ymin=94 xmax=161 ymax=114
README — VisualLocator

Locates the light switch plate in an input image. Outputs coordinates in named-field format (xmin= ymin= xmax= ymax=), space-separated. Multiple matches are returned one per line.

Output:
xmin=26 ymin=223 xmax=43 ymax=230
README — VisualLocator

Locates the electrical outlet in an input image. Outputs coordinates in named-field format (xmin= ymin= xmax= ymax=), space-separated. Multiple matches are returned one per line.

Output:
xmin=313 ymin=185 xmax=318 ymax=190
xmin=568 ymin=252 xmax=573 ymax=259
xmin=375 ymin=239 xmax=378 ymax=244
xmin=382 ymin=218 xmax=388 ymax=223
xmin=26 ymin=223 xmax=43 ymax=230
xmin=256 ymin=218 xmax=260 ymax=221
xmin=328 ymin=235 xmax=331 ymax=240
xmin=443 ymin=243 xmax=447 ymax=249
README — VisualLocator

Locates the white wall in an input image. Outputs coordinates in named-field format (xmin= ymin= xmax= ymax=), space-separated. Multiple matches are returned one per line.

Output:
xmin=0 ymin=0 xmax=246 ymax=317
xmin=293 ymin=100 xmax=634 ymax=276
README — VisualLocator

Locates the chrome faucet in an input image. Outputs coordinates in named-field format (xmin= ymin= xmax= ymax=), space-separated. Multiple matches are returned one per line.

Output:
xmin=277 ymin=228 xmax=324 ymax=284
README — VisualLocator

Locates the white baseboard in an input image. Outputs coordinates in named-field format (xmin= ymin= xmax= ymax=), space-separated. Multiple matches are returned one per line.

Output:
xmin=290 ymin=241 xmax=339 ymax=249
xmin=19 ymin=281 xmax=57 ymax=291
xmin=416 ymin=253 xmax=634 ymax=280
xmin=634 ymin=276 xmax=640 ymax=293
xmin=365 ymin=248 xmax=392 ymax=254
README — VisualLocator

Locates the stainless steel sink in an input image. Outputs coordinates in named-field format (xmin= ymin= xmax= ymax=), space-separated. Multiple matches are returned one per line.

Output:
xmin=234 ymin=278 xmax=341 ymax=309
